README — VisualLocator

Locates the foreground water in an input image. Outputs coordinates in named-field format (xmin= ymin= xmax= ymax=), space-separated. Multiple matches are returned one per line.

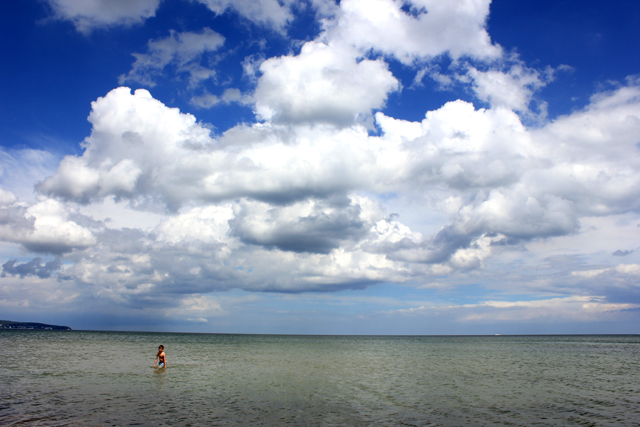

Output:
xmin=1 ymin=332 xmax=639 ymax=426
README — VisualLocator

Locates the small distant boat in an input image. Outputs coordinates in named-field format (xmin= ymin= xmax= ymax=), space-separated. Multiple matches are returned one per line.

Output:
xmin=494 ymin=334 xmax=501 ymax=336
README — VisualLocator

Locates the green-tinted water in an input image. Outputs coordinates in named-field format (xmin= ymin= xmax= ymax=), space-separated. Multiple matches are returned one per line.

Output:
xmin=1 ymin=332 xmax=639 ymax=426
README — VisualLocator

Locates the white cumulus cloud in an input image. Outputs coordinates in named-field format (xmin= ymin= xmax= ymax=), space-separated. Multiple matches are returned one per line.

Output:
xmin=45 ymin=0 xmax=161 ymax=34
xmin=254 ymin=41 xmax=399 ymax=126
xmin=326 ymin=0 xmax=501 ymax=63
xmin=193 ymin=0 xmax=295 ymax=33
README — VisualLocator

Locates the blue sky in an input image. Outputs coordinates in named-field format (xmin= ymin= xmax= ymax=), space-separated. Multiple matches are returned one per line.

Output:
xmin=1 ymin=0 xmax=640 ymax=334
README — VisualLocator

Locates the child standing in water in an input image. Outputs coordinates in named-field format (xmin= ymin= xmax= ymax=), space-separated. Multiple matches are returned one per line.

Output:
xmin=153 ymin=345 xmax=167 ymax=368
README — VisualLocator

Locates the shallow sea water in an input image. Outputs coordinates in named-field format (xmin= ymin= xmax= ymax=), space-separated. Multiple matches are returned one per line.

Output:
xmin=1 ymin=332 xmax=639 ymax=426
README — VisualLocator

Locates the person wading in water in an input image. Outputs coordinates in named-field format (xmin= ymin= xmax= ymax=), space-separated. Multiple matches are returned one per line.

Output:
xmin=153 ymin=345 xmax=167 ymax=368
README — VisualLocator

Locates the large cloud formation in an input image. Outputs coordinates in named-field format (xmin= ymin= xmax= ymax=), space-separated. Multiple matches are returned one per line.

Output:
xmin=3 ymin=0 xmax=640 ymax=329
xmin=28 ymin=78 xmax=640 ymax=295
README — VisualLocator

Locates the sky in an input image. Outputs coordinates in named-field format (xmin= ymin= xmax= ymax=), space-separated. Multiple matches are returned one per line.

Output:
xmin=1 ymin=0 xmax=640 ymax=334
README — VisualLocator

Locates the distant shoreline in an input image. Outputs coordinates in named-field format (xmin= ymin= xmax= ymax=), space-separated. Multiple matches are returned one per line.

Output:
xmin=0 ymin=320 xmax=72 ymax=331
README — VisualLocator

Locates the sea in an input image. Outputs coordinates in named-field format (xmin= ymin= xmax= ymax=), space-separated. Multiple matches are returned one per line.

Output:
xmin=1 ymin=332 xmax=639 ymax=426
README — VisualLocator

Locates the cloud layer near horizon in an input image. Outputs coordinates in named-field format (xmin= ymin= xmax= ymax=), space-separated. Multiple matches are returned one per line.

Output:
xmin=2 ymin=0 xmax=640 ymax=330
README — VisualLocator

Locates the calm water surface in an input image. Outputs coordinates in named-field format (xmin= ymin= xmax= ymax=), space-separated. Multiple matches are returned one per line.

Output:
xmin=1 ymin=332 xmax=639 ymax=426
